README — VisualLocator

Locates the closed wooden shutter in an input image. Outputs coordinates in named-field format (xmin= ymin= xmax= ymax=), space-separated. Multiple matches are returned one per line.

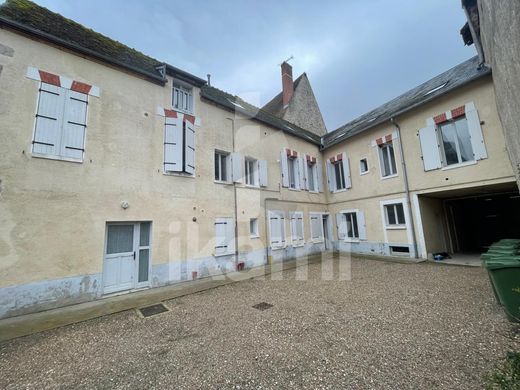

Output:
xmin=418 ymin=125 xmax=442 ymax=171
xmin=258 ymin=160 xmax=268 ymax=187
xmin=336 ymin=213 xmax=347 ymax=240
xmin=231 ymin=152 xmax=243 ymax=183
xmin=357 ymin=211 xmax=367 ymax=240
xmin=215 ymin=218 xmax=234 ymax=256
xmin=342 ymin=152 xmax=352 ymax=189
xmin=316 ymin=160 xmax=323 ymax=192
xmin=269 ymin=211 xmax=286 ymax=248
xmin=164 ymin=115 xmax=183 ymax=172
xmin=33 ymin=83 xmax=64 ymax=156
xmin=61 ymin=89 xmax=88 ymax=159
xmin=184 ymin=118 xmax=196 ymax=175
xmin=465 ymin=102 xmax=487 ymax=160
xmin=280 ymin=150 xmax=289 ymax=187
xmin=326 ymin=160 xmax=336 ymax=192
xmin=298 ymin=157 xmax=306 ymax=190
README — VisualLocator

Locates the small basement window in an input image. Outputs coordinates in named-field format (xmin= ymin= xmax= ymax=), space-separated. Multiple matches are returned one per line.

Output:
xmin=360 ymin=158 xmax=369 ymax=174
xmin=390 ymin=246 xmax=410 ymax=256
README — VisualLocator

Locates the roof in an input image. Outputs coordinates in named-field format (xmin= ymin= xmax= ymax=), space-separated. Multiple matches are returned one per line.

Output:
xmin=323 ymin=56 xmax=491 ymax=149
xmin=0 ymin=0 xmax=205 ymax=86
xmin=262 ymin=73 xmax=305 ymax=117
xmin=201 ymin=85 xmax=322 ymax=145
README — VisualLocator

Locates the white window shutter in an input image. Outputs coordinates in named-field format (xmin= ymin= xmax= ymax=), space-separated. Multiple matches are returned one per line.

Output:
xmin=61 ymin=89 xmax=88 ymax=159
xmin=357 ymin=211 xmax=367 ymax=240
xmin=269 ymin=214 xmax=280 ymax=247
xmin=296 ymin=215 xmax=304 ymax=245
xmin=465 ymin=102 xmax=487 ymax=160
xmin=226 ymin=219 xmax=235 ymax=254
xmin=231 ymin=152 xmax=243 ymax=183
xmin=215 ymin=218 xmax=228 ymax=255
xmin=280 ymin=150 xmax=289 ymax=187
xmin=316 ymin=160 xmax=323 ymax=192
xmin=294 ymin=158 xmax=301 ymax=190
xmin=299 ymin=157 xmax=307 ymax=190
xmin=418 ymin=125 xmax=442 ymax=171
xmin=342 ymin=152 xmax=352 ymax=189
xmin=336 ymin=213 xmax=347 ymax=240
xmin=258 ymin=160 xmax=268 ymax=187
xmin=280 ymin=214 xmax=286 ymax=246
xmin=33 ymin=83 xmax=64 ymax=156
xmin=164 ymin=116 xmax=184 ymax=172
xmin=290 ymin=214 xmax=297 ymax=245
xmin=184 ymin=119 xmax=196 ymax=175
xmin=326 ymin=159 xmax=336 ymax=192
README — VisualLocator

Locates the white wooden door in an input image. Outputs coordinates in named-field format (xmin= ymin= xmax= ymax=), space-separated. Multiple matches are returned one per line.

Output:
xmin=104 ymin=224 xmax=137 ymax=294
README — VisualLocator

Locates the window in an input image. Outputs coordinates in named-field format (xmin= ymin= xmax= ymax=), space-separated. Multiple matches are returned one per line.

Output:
xmin=172 ymin=83 xmax=193 ymax=114
xmin=439 ymin=117 xmax=474 ymax=166
xmin=245 ymin=157 xmax=258 ymax=186
xmin=310 ymin=213 xmax=324 ymax=243
xmin=360 ymin=158 xmax=369 ymax=174
xmin=336 ymin=210 xmax=366 ymax=241
xmin=334 ymin=161 xmax=346 ymax=190
xmin=288 ymin=157 xmax=298 ymax=189
xmin=32 ymin=82 xmax=88 ymax=161
xmin=307 ymin=163 xmax=315 ymax=191
xmin=384 ymin=203 xmax=406 ymax=226
xmin=379 ymin=142 xmax=397 ymax=177
xmin=289 ymin=212 xmax=304 ymax=247
xmin=250 ymin=218 xmax=259 ymax=238
xmin=268 ymin=211 xmax=286 ymax=249
xmin=215 ymin=218 xmax=235 ymax=256
xmin=390 ymin=246 xmax=410 ymax=256
xmin=164 ymin=116 xmax=195 ymax=176
xmin=215 ymin=151 xmax=230 ymax=182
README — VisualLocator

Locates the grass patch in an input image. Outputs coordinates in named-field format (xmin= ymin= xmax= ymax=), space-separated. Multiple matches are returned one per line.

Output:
xmin=484 ymin=351 xmax=520 ymax=390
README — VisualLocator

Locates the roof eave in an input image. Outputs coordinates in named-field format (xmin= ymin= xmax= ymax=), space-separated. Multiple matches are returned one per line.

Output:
xmin=0 ymin=16 xmax=167 ymax=85
xmin=322 ymin=68 xmax=491 ymax=149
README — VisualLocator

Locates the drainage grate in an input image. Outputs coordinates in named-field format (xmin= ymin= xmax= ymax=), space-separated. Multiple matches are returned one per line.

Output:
xmin=252 ymin=302 xmax=273 ymax=311
xmin=138 ymin=303 xmax=169 ymax=318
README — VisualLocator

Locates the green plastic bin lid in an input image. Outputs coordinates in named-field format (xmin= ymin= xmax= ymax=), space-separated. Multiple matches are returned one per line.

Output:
xmin=485 ymin=260 xmax=520 ymax=270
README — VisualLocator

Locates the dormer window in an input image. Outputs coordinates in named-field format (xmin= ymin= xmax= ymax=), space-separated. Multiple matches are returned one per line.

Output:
xmin=172 ymin=82 xmax=193 ymax=114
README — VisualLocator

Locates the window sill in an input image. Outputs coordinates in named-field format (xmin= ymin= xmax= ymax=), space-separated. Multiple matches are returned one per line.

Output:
xmin=381 ymin=173 xmax=398 ymax=180
xmin=214 ymin=252 xmax=234 ymax=258
xmin=214 ymin=180 xmax=232 ymax=185
xmin=312 ymin=239 xmax=324 ymax=244
xmin=250 ymin=235 xmax=260 ymax=239
xmin=31 ymin=153 xmax=83 ymax=164
xmin=333 ymin=188 xmax=347 ymax=194
xmin=171 ymin=107 xmax=194 ymax=116
xmin=308 ymin=190 xmax=319 ymax=194
xmin=441 ymin=160 xmax=477 ymax=171
xmin=385 ymin=225 xmax=406 ymax=230
xmin=243 ymin=184 xmax=260 ymax=189
xmin=292 ymin=243 xmax=305 ymax=248
xmin=344 ymin=238 xmax=360 ymax=243
xmin=163 ymin=171 xmax=195 ymax=178
xmin=360 ymin=170 xmax=369 ymax=176
xmin=288 ymin=187 xmax=301 ymax=192
xmin=271 ymin=246 xmax=286 ymax=251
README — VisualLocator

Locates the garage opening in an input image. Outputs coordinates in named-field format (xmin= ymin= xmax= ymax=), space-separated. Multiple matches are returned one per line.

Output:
xmin=445 ymin=191 xmax=520 ymax=253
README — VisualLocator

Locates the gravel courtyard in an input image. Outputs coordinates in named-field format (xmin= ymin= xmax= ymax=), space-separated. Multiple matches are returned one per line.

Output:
xmin=1 ymin=257 xmax=519 ymax=389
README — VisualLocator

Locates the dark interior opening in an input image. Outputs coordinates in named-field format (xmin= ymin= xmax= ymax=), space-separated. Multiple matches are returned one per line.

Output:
xmin=446 ymin=192 xmax=520 ymax=253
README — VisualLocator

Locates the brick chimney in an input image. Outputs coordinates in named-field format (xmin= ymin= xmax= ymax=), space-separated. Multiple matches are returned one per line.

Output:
xmin=281 ymin=61 xmax=294 ymax=107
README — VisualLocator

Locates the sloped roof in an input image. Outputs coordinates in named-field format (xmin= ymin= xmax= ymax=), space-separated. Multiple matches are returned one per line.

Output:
xmin=262 ymin=73 xmax=305 ymax=117
xmin=0 ymin=0 xmax=205 ymax=86
xmin=323 ymin=56 xmax=490 ymax=149
xmin=201 ymin=85 xmax=322 ymax=145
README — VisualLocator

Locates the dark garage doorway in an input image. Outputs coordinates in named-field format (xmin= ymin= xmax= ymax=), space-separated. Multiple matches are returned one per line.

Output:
xmin=445 ymin=192 xmax=520 ymax=253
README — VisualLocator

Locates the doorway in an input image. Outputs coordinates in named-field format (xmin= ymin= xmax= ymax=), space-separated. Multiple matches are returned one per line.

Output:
xmin=103 ymin=222 xmax=151 ymax=294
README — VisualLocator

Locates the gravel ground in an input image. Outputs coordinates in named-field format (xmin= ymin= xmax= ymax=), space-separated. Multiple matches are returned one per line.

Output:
xmin=1 ymin=256 xmax=519 ymax=389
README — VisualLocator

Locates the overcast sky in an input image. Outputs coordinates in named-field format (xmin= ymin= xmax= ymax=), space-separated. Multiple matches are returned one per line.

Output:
xmin=33 ymin=0 xmax=476 ymax=131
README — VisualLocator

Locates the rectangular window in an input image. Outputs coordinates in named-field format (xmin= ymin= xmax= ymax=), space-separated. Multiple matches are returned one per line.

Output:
xmin=172 ymin=83 xmax=193 ymax=114
xmin=288 ymin=157 xmax=298 ymax=189
xmin=345 ymin=212 xmax=359 ymax=239
xmin=379 ymin=142 xmax=397 ymax=177
xmin=384 ymin=203 xmax=406 ymax=226
xmin=214 ymin=151 xmax=230 ymax=182
xmin=310 ymin=213 xmax=324 ymax=242
xmin=245 ymin=157 xmax=258 ymax=186
xmin=439 ymin=117 xmax=474 ymax=166
xmin=307 ymin=162 xmax=317 ymax=191
xmin=250 ymin=218 xmax=259 ymax=238
xmin=334 ymin=161 xmax=346 ymax=190
xmin=268 ymin=211 xmax=286 ymax=249
xmin=290 ymin=212 xmax=304 ymax=246
xmin=360 ymin=158 xmax=369 ymax=174
xmin=32 ymin=82 xmax=88 ymax=161
xmin=215 ymin=218 xmax=235 ymax=256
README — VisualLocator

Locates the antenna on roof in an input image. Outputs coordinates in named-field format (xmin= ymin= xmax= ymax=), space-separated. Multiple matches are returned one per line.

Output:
xmin=279 ymin=55 xmax=294 ymax=65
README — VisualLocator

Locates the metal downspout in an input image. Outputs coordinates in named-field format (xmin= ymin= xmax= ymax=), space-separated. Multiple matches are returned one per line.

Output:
xmin=226 ymin=118 xmax=239 ymax=266
xmin=390 ymin=117 xmax=419 ymax=258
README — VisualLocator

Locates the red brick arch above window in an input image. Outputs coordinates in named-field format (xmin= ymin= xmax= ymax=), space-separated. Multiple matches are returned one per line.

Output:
xmin=26 ymin=67 xmax=100 ymax=97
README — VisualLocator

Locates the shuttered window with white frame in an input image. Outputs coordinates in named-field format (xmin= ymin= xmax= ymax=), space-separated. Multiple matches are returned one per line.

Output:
xmin=290 ymin=212 xmax=304 ymax=247
xmin=164 ymin=115 xmax=196 ymax=176
xmin=268 ymin=211 xmax=286 ymax=249
xmin=214 ymin=218 xmax=235 ymax=256
xmin=310 ymin=213 xmax=324 ymax=242
xmin=32 ymin=82 xmax=88 ymax=160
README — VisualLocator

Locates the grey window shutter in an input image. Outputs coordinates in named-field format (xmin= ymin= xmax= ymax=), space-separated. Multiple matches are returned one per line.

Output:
xmin=258 ymin=160 xmax=268 ymax=187
xmin=336 ymin=213 xmax=347 ymax=240
xmin=231 ymin=152 xmax=243 ymax=183
xmin=342 ymin=152 xmax=352 ymax=189
xmin=33 ymin=83 xmax=65 ymax=156
xmin=465 ymin=102 xmax=487 ymax=160
xmin=184 ymin=119 xmax=196 ymax=175
xmin=280 ymin=150 xmax=289 ymax=187
xmin=164 ymin=115 xmax=184 ymax=172
xmin=357 ymin=211 xmax=367 ymax=240
xmin=61 ymin=89 xmax=88 ymax=159
xmin=215 ymin=218 xmax=228 ymax=255
xmin=326 ymin=159 xmax=336 ymax=192
xmin=316 ymin=160 xmax=323 ymax=192
xmin=226 ymin=218 xmax=235 ymax=254
xmin=418 ymin=125 xmax=442 ymax=171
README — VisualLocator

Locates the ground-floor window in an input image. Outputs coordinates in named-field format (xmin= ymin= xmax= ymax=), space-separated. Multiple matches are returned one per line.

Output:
xmin=215 ymin=218 xmax=235 ymax=256
xmin=384 ymin=203 xmax=406 ymax=227
xmin=269 ymin=211 xmax=286 ymax=249
xmin=310 ymin=213 xmax=324 ymax=243
xmin=289 ymin=212 xmax=304 ymax=246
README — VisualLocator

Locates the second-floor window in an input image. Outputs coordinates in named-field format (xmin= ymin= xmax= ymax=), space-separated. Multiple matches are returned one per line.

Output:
xmin=288 ymin=157 xmax=298 ymax=189
xmin=245 ymin=157 xmax=258 ymax=186
xmin=164 ymin=115 xmax=195 ymax=176
xmin=215 ymin=151 xmax=230 ymax=182
xmin=378 ymin=142 xmax=397 ymax=177
xmin=172 ymin=83 xmax=193 ymax=113
xmin=307 ymin=162 xmax=316 ymax=191
xmin=334 ymin=161 xmax=346 ymax=190
xmin=439 ymin=117 xmax=473 ymax=166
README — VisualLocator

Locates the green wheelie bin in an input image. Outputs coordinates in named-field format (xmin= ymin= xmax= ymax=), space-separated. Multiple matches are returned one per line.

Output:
xmin=486 ymin=259 xmax=520 ymax=322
